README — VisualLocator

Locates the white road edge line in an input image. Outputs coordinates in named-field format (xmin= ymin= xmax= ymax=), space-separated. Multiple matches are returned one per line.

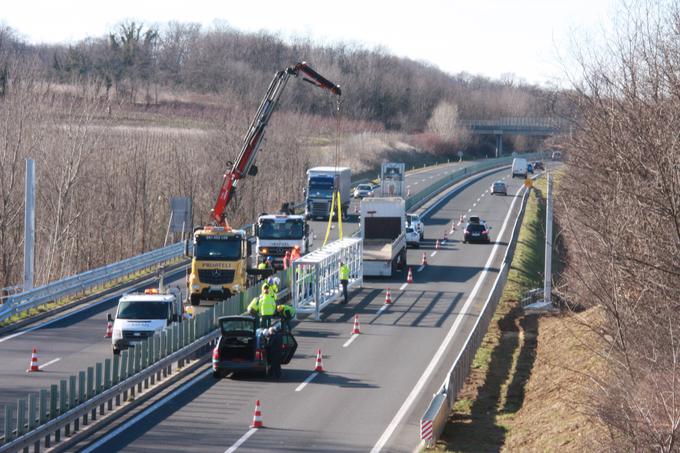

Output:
xmin=378 ymin=304 xmax=390 ymax=314
xmin=399 ymin=282 xmax=408 ymax=291
xmin=82 ymin=368 xmax=212 ymax=453
xmin=343 ymin=334 xmax=359 ymax=348
xmin=417 ymin=265 xmax=425 ymax=272
xmin=39 ymin=357 xmax=61 ymax=370
xmin=430 ymin=251 xmax=437 ymax=257
xmin=370 ymin=184 xmax=524 ymax=453
xmin=295 ymin=371 xmax=319 ymax=392
xmin=224 ymin=428 xmax=258 ymax=453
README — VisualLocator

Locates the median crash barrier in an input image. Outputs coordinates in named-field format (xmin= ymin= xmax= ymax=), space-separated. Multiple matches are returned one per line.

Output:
xmin=0 ymin=267 xmax=292 ymax=452
xmin=292 ymin=237 xmax=363 ymax=320
xmin=419 ymin=184 xmax=531 ymax=447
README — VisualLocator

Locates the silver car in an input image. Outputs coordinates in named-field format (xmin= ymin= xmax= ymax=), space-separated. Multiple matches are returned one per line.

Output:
xmin=491 ymin=181 xmax=507 ymax=195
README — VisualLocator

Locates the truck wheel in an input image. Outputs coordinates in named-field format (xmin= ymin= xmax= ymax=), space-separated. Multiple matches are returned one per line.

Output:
xmin=190 ymin=294 xmax=200 ymax=306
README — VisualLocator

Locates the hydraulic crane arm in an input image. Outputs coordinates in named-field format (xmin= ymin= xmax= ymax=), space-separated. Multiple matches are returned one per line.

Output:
xmin=211 ymin=62 xmax=341 ymax=225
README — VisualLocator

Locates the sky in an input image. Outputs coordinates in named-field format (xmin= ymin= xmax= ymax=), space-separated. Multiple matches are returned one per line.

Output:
xmin=3 ymin=0 xmax=617 ymax=86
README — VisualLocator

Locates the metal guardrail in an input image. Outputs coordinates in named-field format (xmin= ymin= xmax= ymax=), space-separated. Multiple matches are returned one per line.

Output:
xmin=0 ymin=268 xmax=293 ymax=452
xmin=0 ymin=243 xmax=185 ymax=323
xmin=419 ymin=179 xmax=533 ymax=447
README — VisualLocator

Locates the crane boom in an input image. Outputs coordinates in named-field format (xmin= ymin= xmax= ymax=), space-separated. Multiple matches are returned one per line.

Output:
xmin=211 ymin=62 xmax=341 ymax=225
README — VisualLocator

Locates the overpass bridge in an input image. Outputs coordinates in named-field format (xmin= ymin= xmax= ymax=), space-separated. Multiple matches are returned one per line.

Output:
xmin=461 ymin=117 xmax=567 ymax=156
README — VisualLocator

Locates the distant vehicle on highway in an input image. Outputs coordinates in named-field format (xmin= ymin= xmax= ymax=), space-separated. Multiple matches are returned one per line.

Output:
xmin=491 ymin=181 xmax=507 ymax=195
xmin=464 ymin=216 xmax=491 ymax=244
xmin=353 ymin=183 xmax=375 ymax=199
xmin=405 ymin=226 xmax=421 ymax=248
xmin=406 ymin=213 xmax=425 ymax=240
xmin=512 ymin=157 xmax=528 ymax=178
xmin=551 ymin=151 xmax=562 ymax=160
xmin=527 ymin=163 xmax=534 ymax=174
xmin=533 ymin=161 xmax=544 ymax=170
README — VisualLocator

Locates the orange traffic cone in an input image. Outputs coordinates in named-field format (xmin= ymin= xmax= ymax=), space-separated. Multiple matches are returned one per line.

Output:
xmin=384 ymin=288 xmax=392 ymax=305
xmin=450 ymin=221 xmax=456 ymax=233
xmin=250 ymin=400 xmax=264 ymax=428
xmin=352 ymin=315 xmax=361 ymax=334
xmin=26 ymin=348 xmax=41 ymax=372
xmin=460 ymin=214 xmax=465 ymax=223
xmin=104 ymin=318 xmax=113 ymax=338
xmin=435 ymin=240 xmax=441 ymax=250
xmin=407 ymin=267 xmax=413 ymax=283
xmin=421 ymin=252 xmax=427 ymax=266
xmin=314 ymin=349 xmax=325 ymax=372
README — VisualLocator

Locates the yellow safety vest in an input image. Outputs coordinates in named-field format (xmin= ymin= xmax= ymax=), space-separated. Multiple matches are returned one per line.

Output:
xmin=340 ymin=264 xmax=350 ymax=280
xmin=257 ymin=263 xmax=267 ymax=270
xmin=258 ymin=293 xmax=276 ymax=316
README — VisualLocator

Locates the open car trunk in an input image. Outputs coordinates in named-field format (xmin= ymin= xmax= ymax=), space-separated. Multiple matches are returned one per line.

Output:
xmin=219 ymin=316 xmax=257 ymax=362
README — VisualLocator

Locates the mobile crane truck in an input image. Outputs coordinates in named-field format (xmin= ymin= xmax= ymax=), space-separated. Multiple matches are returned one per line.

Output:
xmin=186 ymin=63 xmax=341 ymax=305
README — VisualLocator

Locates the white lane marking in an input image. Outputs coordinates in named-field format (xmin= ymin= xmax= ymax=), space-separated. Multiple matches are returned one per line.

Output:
xmin=441 ymin=240 xmax=447 ymax=245
xmin=406 ymin=185 xmax=411 ymax=188
xmin=413 ymin=182 xmax=419 ymax=185
xmin=467 ymin=208 xmax=472 ymax=212
xmin=430 ymin=251 xmax=437 ymax=257
xmin=399 ymin=283 xmax=408 ymax=291
xmin=343 ymin=334 xmax=359 ymax=348
xmin=472 ymin=203 xmax=477 ymax=207
xmin=417 ymin=265 xmax=425 ymax=272
xmin=82 ymin=369 xmax=212 ymax=453
xmin=295 ymin=371 xmax=319 ymax=392
xmin=477 ymin=198 xmax=480 ymax=203
xmin=370 ymin=184 xmax=524 ymax=453
xmin=378 ymin=304 xmax=390 ymax=314
xmin=225 ymin=428 xmax=258 ymax=453
xmin=429 ymin=176 xmax=434 ymax=179
xmin=39 ymin=357 xmax=61 ymax=370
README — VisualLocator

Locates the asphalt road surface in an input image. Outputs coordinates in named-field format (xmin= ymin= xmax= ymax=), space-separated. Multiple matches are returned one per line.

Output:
xmin=78 ymin=166 xmax=538 ymax=452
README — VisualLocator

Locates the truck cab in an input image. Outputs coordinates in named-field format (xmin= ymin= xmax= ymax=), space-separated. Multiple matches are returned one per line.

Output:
xmin=305 ymin=167 xmax=352 ymax=220
xmin=255 ymin=214 xmax=311 ymax=269
xmin=112 ymin=287 xmax=182 ymax=355
xmin=187 ymin=226 xmax=248 ymax=306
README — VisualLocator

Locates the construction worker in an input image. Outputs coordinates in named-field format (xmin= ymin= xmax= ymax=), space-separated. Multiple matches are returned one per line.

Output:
xmin=257 ymin=284 xmax=277 ymax=328
xmin=182 ymin=305 xmax=194 ymax=320
xmin=264 ymin=325 xmax=283 ymax=380
xmin=262 ymin=277 xmax=279 ymax=298
xmin=276 ymin=302 xmax=296 ymax=331
xmin=339 ymin=260 xmax=350 ymax=304
xmin=282 ymin=250 xmax=291 ymax=269
xmin=290 ymin=246 xmax=301 ymax=262
xmin=257 ymin=256 xmax=273 ymax=270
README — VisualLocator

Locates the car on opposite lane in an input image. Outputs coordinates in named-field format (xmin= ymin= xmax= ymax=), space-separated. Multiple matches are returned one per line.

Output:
xmin=491 ymin=181 xmax=507 ymax=195
xmin=353 ymin=183 xmax=375 ymax=199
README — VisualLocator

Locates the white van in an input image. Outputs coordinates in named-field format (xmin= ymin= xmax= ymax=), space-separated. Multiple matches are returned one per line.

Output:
xmin=112 ymin=287 xmax=183 ymax=354
xmin=512 ymin=158 xmax=528 ymax=179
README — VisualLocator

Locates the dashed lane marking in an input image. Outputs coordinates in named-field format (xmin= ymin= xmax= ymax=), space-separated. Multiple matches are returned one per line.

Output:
xmin=417 ymin=265 xmax=425 ymax=272
xmin=399 ymin=282 xmax=408 ymax=291
xmin=225 ymin=429 xmax=258 ymax=453
xmin=39 ymin=357 xmax=61 ymax=370
xmin=430 ymin=251 xmax=437 ymax=257
xmin=295 ymin=371 xmax=320 ymax=392
xmin=343 ymin=334 xmax=359 ymax=348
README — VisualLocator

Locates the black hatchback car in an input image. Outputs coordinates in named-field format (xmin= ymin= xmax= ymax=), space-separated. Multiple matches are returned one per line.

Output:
xmin=463 ymin=223 xmax=491 ymax=244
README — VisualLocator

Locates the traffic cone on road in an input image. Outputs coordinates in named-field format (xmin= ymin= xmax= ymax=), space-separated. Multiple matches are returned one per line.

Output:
xmin=460 ymin=214 xmax=465 ymax=223
xmin=435 ymin=239 xmax=441 ymax=250
xmin=250 ymin=400 xmax=264 ymax=428
xmin=443 ymin=232 xmax=448 ymax=242
xmin=407 ymin=267 xmax=414 ymax=283
xmin=384 ymin=288 xmax=392 ymax=305
xmin=407 ymin=188 xmax=411 ymax=197
xmin=314 ymin=349 xmax=325 ymax=372
xmin=450 ymin=221 xmax=456 ymax=233
xmin=421 ymin=252 xmax=427 ymax=266
xmin=26 ymin=348 xmax=41 ymax=372
xmin=352 ymin=315 xmax=361 ymax=335
xmin=104 ymin=317 xmax=113 ymax=338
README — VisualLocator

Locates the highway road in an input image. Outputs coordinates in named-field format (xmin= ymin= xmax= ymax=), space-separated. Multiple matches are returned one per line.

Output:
xmin=0 ymin=159 xmax=478 ymax=432
xmin=76 ymin=166 xmax=535 ymax=452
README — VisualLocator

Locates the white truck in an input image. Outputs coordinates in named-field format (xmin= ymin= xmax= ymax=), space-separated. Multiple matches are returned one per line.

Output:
xmin=255 ymin=213 xmax=311 ymax=269
xmin=112 ymin=287 xmax=183 ymax=355
xmin=305 ymin=167 xmax=352 ymax=220
xmin=511 ymin=157 xmax=528 ymax=179
xmin=360 ymin=197 xmax=407 ymax=276
xmin=379 ymin=162 xmax=405 ymax=197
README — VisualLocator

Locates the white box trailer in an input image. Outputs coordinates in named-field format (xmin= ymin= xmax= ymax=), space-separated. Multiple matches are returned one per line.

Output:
xmin=360 ymin=197 xmax=407 ymax=277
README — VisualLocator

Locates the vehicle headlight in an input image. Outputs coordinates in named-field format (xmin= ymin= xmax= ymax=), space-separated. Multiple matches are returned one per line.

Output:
xmin=233 ymin=284 xmax=241 ymax=292
xmin=112 ymin=329 xmax=123 ymax=340
xmin=259 ymin=247 xmax=268 ymax=255
xmin=191 ymin=284 xmax=200 ymax=290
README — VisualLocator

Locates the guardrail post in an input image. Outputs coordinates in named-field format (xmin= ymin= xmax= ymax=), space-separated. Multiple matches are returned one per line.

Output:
xmin=142 ymin=341 xmax=149 ymax=389
xmin=120 ymin=350 xmax=129 ymax=401
xmin=149 ymin=338 xmax=156 ymax=385
xmin=17 ymin=398 xmax=26 ymax=438
xmin=87 ymin=366 xmax=95 ymax=421
xmin=96 ymin=362 xmax=104 ymax=415
xmin=69 ymin=375 xmax=77 ymax=432
xmin=39 ymin=388 xmax=48 ymax=449
xmin=48 ymin=384 xmax=57 ymax=446
xmin=59 ymin=379 xmax=67 ymax=440
xmin=104 ymin=358 xmax=112 ymax=410
xmin=4 ymin=404 xmax=14 ymax=442
xmin=79 ymin=370 xmax=87 ymax=426
xmin=28 ymin=393 xmax=37 ymax=451
xmin=135 ymin=346 xmax=142 ymax=393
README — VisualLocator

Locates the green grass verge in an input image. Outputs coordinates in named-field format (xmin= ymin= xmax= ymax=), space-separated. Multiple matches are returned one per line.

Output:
xmin=432 ymin=175 xmax=551 ymax=452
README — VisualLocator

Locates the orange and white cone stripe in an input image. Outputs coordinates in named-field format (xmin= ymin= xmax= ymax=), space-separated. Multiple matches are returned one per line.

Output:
xmin=250 ymin=400 xmax=263 ymax=428
xmin=352 ymin=315 xmax=361 ymax=334
xmin=314 ymin=349 xmax=325 ymax=372
xmin=27 ymin=348 xmax=41 ymax=372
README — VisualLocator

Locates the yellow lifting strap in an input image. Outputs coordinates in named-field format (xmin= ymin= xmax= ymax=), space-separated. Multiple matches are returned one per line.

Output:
xmin=322 ymin=190 xmax=343 ymax=246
